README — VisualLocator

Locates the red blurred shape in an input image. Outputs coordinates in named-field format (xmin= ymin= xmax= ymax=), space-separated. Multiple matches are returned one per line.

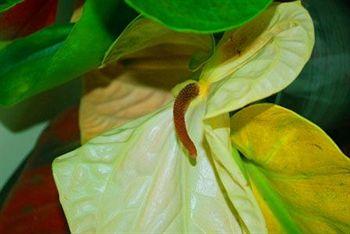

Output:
xmin=0 ymin=0 xmax=58 ymax=40
xmin=0 ymin=166 xmax=69 ymax=234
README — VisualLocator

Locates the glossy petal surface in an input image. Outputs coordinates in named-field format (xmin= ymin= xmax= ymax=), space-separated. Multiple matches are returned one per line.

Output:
xmin=202 ymin=2 xmax=314 ymax=118
xmin=53 ymin=102 xmax=266 ymax=233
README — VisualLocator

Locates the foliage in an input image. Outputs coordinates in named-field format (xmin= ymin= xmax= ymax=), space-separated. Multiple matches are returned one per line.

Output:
xmin=274 ymin=0 xmax=350 ymax=129
xmin=0 ymin=0 xmax=22 ymax=13
xmin=125 ymin=0 xmax=272 ymax=33
xmin=0 ymin=0 xmax=136 ymax=105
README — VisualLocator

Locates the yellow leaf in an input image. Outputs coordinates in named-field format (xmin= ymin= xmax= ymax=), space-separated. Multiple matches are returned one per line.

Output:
xmin=230 ymin=103 xmax=350 ymax=233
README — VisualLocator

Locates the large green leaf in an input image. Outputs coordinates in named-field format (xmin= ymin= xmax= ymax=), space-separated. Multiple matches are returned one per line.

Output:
xmin=274 ymin=0 xmax=350 ymax=130
xmin=199 ymin=1 xmax=314 ymax=118
xmin=0 ymin=0 xmax=22 ymax=13
xmin=125 ymin=0 xmax=272 ymax=33
xmin=0 ymin=40 xmax=10 ymax=49
xmin=0 ymin=24 xmax=72 ymax=104
xmin=230 ymin=104 xmax=350 ymax=233
xmin=53 ymin=102 xmax=266 ymax=233
xmin=0 ymin=24 xmax=72 ymax=76
xmin=0 ymin=0 xmax=136 ymax=105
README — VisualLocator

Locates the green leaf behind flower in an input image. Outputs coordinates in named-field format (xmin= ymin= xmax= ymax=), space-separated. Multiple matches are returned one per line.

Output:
xmin=0 ymin=24 xmax=72 ymax=104
xmin=274 ymin=0 xmax=350 ymax=130
xmin=125 ymin=0 xmax=272 ymax=33
xmin=0 ymin=0 xmax=136 ymax=105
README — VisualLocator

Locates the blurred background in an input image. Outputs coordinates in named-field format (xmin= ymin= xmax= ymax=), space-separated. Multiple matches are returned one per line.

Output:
xmin=0 ymin=79 xmax=81 ymax=190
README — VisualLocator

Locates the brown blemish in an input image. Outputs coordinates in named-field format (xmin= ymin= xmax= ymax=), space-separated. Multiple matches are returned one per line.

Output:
xmin=311 ymin=143 xmax=322 ymax=150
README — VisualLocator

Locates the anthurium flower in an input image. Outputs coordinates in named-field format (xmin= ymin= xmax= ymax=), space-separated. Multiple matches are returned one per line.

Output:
xmin=79 ymin=15 xmax=214 ymax=142
xmin=52 ymin=2 xmax=349 ymax=233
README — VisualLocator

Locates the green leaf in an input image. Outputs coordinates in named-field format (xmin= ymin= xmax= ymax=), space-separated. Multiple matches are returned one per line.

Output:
xmin=0 ymin=40 xmax=10 ymax=49
xmin=230 ymin=103 xmax=350 ymax=233
xmin=102 ymin=16 xmax=214 ymax=71
xmin=274 ymin=0 xmax=350 ymax=129
xmin=125 ymin=0 xmax=272 ymax=33
xmin=200 ymin=1 xmax=315 ymax=118
xmin=0 ymin=0 xmax=137 ymax=105
xmin=0 ymin=24 xmax=72 ymax=104
xmin=0 ymin=0 xmax=22 ymax=13
xmin=0 ymin=24 xmax=72 ymax=76
xmin=53 ymin=101 xmax=266 ymax=233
